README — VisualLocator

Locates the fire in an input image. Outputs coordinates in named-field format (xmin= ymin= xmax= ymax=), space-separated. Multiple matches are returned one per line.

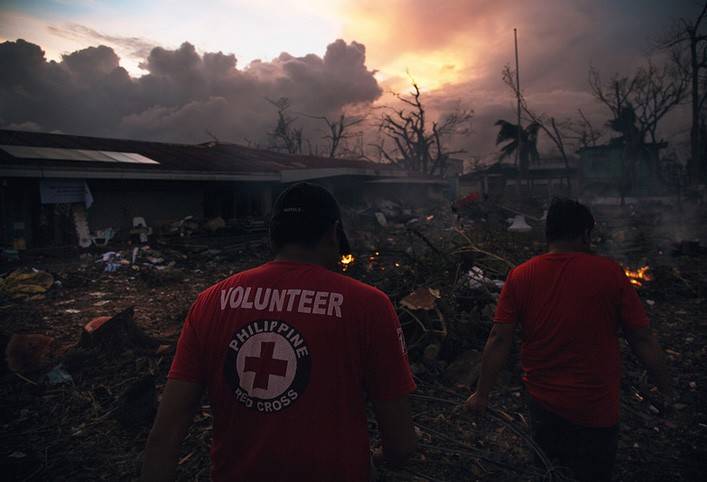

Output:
xmin=624 ymin=265 xmax=653 ymax=287
xmin=340 ymin=254 xmax=355 ymax=271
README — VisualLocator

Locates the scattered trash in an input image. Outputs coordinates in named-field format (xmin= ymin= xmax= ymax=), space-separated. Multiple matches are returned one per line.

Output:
xmin=155 ymin=344 xmax=172 ymax=355
xmin=100 ymin=251 xmax=123 ymax=272
xmin=91 ymin=227 xmax=115 ymax=247
xmin=170 ymin=216 xmax=200 ymax=237
xmin=375 ymin=199 xmax=400 ymax=218
xmin=400 ymin=287 xmax=441 ymax=311
xmin=47 ymin=364 xmax=73 ymax=385
xmin=204 ymin=217 xmax=226 ymax=232
xmin=0 ymin=197 xmax=703 ymax=482
xmin=375 ymin=212 xmax=388 ymax=227
xmin=467 ymin=266 xmax=504 ymax=290
xmin=131 ymin=217 xmax=152 ymax=243
xmin=5 ymin=333 xmax=55 ymax=373
xmin=0 ymin=268 xmax=54 ymax=300
xmin=0 ymin=248 xmax=20 ymax=262
xmin=508 ymin=214 xmax=532 ymax=233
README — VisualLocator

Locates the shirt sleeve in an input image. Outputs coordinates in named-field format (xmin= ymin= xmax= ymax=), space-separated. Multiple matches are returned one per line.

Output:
xmin=167 ymin=302 xmax=206 ymax=385
xmin=494 ymin=268 xmax=518 ymax=324
xmin=363 ymin=291 xmax=417 ymax=401
xmin=617 ymin=269 xmax=650 ymax=330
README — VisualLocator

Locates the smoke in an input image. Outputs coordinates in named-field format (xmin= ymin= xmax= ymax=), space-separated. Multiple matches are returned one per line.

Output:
xmin=0 ymin=38 xmax=382 ymax=144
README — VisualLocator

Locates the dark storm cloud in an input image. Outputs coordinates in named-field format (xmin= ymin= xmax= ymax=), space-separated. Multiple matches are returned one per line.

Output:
xmin=0 ymin=38 xmax=382 ymax=144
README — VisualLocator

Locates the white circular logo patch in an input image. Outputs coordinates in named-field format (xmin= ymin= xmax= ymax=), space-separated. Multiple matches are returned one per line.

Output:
xmin=224 ymin=319 xmax=311 ymax=413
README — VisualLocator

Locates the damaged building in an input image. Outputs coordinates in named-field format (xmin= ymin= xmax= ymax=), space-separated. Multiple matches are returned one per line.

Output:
xmin=0 ymin=129 xmax=451 ymax=249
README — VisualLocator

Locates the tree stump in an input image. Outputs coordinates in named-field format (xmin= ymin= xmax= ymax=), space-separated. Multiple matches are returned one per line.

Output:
xmin=79 ymin=307 xmax=159 ymax=351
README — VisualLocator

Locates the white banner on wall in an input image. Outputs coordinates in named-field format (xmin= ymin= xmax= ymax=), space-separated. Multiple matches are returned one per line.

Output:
xmin=39 ymin=179 xmax=93 ymax=208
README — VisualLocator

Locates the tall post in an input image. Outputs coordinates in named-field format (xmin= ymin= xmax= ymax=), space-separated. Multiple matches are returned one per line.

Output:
xmin=514 ymin=28 xmax=522 ymax=195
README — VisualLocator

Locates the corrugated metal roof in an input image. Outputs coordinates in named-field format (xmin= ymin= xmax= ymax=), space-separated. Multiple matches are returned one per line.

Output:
xmin=0 ymin=129 xmax=391 ymax=175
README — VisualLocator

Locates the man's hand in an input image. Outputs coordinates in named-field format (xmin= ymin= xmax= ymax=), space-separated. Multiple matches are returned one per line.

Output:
xmin=141 ymin=379 xmax=203 ymax=482
xmin=372 ymin=396 xmax=417 ymax=466
xmin=471 ymin=323 xmax=515 ymax=405
xmin=624 ymin=326 xmax=672 ymax=399
xmin=463 ymin=391 xmax=489 ymax=414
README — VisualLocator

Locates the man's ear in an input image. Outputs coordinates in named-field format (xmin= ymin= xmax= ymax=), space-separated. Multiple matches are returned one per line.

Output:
xmin=582 ymin=229 xmax=592 ymax=244
xmin=324 ymin=223 xmax=338 ymax=247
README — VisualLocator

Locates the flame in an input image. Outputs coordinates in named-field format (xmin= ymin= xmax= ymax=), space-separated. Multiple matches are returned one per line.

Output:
xmin=624 ymin=265 xmax=653 ymax=287
xmin=340 ymin=254 xmax=355 ymax=271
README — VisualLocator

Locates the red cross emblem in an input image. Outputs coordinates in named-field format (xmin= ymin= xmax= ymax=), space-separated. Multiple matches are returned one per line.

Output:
xmin=243 ymin=341 xmax=289 ymax=390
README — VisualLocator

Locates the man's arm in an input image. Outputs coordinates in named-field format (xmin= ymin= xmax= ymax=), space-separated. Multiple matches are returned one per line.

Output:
xmin=141 ymin=379 xmax=204 ymax=482
xmin=464 ymin=323 xmax=515 ymax=412
xmin=372 ymin=396 xmax=417 ymax=465
xmin=624 ymin=326 xmax=673 ymax=398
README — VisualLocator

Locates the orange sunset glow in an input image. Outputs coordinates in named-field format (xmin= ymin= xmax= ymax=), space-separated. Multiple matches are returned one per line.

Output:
xmin=0 ymin=0 xmax=696 ymax=156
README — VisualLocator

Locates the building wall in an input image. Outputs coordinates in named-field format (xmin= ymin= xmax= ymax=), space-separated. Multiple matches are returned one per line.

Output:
xmin=459 ymin=179 xmax=483 ymax=198
xmin=360 ymin=182 xmax=446 ymax=206
xmin=87 ymin=179 xmax=276 ymax=231
xmin=305 ymin=177 xmax=447 ymax=207
xmin=579 ymin=144 xmax=664 ymax=195
xmin=87 ymin=180 xmax=204 ymax=231
xmin=0 ymin=178 xmax=38 ymax=247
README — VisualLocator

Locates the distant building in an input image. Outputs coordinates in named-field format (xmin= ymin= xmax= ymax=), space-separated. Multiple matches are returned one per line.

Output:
xmin=458 ymin=158 xmax=577 ymax=201
xmin=0 ymin=130 xmax=448 ymax=249
xmin=577 ymin=142 xmax=668 ymax=196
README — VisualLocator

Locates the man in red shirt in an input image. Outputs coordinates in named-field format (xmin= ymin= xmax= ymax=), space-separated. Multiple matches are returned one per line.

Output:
xmin=142 ymin=183 xmax=417 ymax=481
xmin=464 ymin=198 xmax=672 ymax=481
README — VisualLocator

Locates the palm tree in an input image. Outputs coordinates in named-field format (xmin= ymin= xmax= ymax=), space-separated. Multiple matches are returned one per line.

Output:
xmin=494 ymin=120 xmax=541 ymax=179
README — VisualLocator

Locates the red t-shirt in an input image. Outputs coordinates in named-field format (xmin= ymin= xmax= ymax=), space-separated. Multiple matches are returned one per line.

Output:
xmin=494 ymin=252 xmax=649 ymax=427
xmin=168 ymin=260 xmax=416 ymax=481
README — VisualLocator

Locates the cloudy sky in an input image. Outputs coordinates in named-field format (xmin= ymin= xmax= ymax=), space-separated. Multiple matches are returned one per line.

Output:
xmin=0 ymin=0 xmax=700 ymax=160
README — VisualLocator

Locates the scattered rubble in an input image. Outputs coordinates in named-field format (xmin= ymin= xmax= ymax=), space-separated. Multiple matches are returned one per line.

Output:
xmin=5 ymin=333 xmax=55 ymax=373
xmin=0 ymin=198 xmax=705 ymax=481
xmin=400 ymin=287 xmax=441 ymax=311
xmin=0 ymin=268 xmax=54 ymax=300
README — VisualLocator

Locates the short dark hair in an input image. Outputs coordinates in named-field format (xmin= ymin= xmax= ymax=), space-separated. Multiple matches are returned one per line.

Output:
xmin=545 ymin=198 xmax=595 ymax=243
xmin=269 ymin=183 xmax=350 ymax=253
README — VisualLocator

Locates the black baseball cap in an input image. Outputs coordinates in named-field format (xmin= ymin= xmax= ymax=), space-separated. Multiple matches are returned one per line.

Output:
xmin=270 ymin=182 xmax=351 ymax=255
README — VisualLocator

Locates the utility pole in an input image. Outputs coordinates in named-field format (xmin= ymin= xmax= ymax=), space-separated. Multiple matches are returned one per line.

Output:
xmin=514 ymin=28 xmax=522 ymax=195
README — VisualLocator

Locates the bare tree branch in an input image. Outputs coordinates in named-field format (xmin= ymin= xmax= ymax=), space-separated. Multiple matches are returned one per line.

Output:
xmin=377 ymin=81 xmax=472 ymax=176
xmin=265 ymin=97 xmax=305 ymax=155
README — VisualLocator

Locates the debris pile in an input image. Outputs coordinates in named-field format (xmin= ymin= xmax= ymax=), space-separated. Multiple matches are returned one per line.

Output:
xmin=0 ymin=198 xmax=705 ymax=481
xmin=0 ymin=268 xmax=55 ymax=301
xmin=340 ymin=200 xmax=539 ymax=371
